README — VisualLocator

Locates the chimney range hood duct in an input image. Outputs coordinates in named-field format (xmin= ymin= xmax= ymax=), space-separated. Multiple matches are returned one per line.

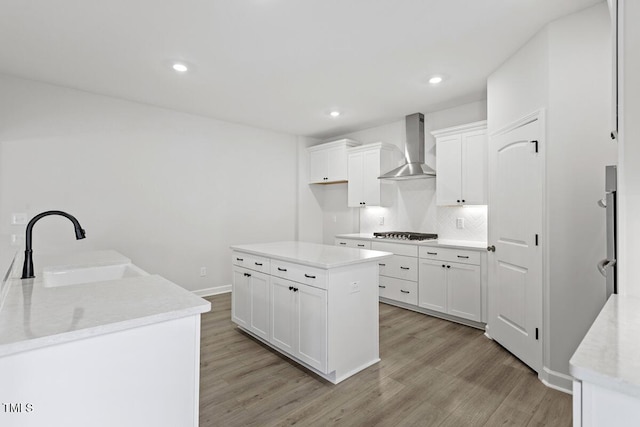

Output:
xmin=378 ymin=112 xmax=436 ymax=180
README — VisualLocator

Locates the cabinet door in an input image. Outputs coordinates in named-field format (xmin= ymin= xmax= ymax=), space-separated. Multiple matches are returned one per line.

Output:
xmin=347 ymin=152 xmax=364 ymax=207
xmin=447 ymin=262 xmax=481 ymax=322
xmin=249 ymin=271 xmax=270 ymax=341
xmin=418 ymin=260 xmax=448 ymax=313
xmin=327 ymin=146 xmax=348 ymax=181
xmin=308 ymin=149 xmax=328 ymax=183
xmin=461 ymin=130 xmax=487 ymax=204
xmin=270 ymin=277 xmax=296 ymax=354
xmin=362 ymin=149 xmax=381 ymax=205
xmin=232 ymin=267 xmax=251 ymax=328
xmin=295 ymin=283 xmax=328 ymax=373
xmin=436 ymin=135 xmax=462 ymax=206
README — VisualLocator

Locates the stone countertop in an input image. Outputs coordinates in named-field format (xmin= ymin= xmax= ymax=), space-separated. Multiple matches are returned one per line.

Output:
xmin=570 ymin=295 xmax=640 ymax=398
xmin=335 ymin=233 xmax=487 ymax=251
xmin=0 ymin=250 xmax=210 ymax=358
xmin=230 ymin=241 xmax=393 ymax=269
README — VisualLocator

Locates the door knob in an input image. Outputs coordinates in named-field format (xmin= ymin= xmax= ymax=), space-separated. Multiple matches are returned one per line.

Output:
xmin=487 ymin=245 xmax=496 ymax=252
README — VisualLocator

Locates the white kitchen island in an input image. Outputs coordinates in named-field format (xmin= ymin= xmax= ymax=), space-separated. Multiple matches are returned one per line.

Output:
xmin=230 ymin=241 xmax=392 ymax=384
xmin=0 ymin=250 xmax=210 ymax=427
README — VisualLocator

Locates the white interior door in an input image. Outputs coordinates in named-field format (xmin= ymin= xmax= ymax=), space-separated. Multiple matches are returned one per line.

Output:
xmin=488 ymin=115 xmax=543 ymax=373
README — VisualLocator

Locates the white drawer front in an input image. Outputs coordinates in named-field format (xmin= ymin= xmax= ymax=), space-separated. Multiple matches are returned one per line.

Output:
xmin=418 ymin=246 xmax=480 ymax=265
xmin=335 ymin=239 xmax=371 ymax=249
xmin=232 ymin=252 xmax=271 ymax=273
xmin=378 ymin=276 xmax=418 ymax=306
xmin=371 ymin=241 xmax=418 ymax=257
xmin=270 ymin=260 xmax=327 ymax=290
xmin=379 ymin=255 xmax=418 ymax=282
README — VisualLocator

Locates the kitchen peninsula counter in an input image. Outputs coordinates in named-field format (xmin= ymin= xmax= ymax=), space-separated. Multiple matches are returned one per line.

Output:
xmin=0 ymin=250 xmax=210 ymax=427
xmin=230 ymin=241 xmax=392 ymax=384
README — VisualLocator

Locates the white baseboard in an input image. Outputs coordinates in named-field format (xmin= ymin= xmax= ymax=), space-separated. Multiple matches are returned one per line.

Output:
xmin=539 ymin=366 xmax=573 ymax=394
xmin=193 ymin=284 xmax=231 ymax=298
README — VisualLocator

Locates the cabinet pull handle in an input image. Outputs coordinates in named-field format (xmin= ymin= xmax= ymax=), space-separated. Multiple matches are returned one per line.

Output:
xmin=447 ymin=265 xmax=451 ymax=269
xmin=400 ymin=290 xmax=410 ymax=294
xmin=442 ymin=264 xmax=446 ymax=268
xmin=293 ymin=287 xmax=299 ymax=292
xmin=400 ymin=266 xmax=410 ymax=270
xmin=288 ymin=286 xmax=293 ymax=291
xmin=236 ymin=257 xmax=244 ymax=261
xmin=378 ymin=263 xmax=386 ymax=266
xmin=339 ymin=242 xmax=347 ymax=245
xmin=277 ymin=267 xmax=287 ymax=272
xmin=427 ymin=252 xmax=437 ymax=255
xmin=457 ymin=255 xmax=469 ymax=259
xmin=357 ymin=244 xmax=365 ymax=247
xmin=255 ymin=262 xmax=263 ymax=266
xmin=304 ymin=274 xmax=316 ymax=279
xmin=244 ymin=273 xmax=251 ymax=277
xmin=379 ymin=285 xmax=386 ymax=288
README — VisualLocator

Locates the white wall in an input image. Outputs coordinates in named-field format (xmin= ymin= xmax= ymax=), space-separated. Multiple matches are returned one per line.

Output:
xmin=488 ymin=2 xmax=615 ymax=390
xmin=546 ymin=2 xmax=615 ymax=383
xmin=0 ymin=75 xmax=298 ymax=293
xmin=306 ymin=100 xmax=488 ymax=243
xmin=618 ymin=0 xmax=640 ymax=296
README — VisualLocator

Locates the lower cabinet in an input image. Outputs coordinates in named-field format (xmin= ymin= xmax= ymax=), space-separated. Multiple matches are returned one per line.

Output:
xmin=418 ymin=258 xmax=481 ymax=322
xmin=232 ymin=266 xmax=270 ymax=341
xmin=270 ymin=277 xmax=327 ymax=373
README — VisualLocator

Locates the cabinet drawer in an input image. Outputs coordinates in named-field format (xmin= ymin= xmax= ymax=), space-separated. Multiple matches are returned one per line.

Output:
xmin=371 ymin=241 xmax=418 ymax=257
xmin=418 ymin=246 xmax=480 ymax=265
xmin=270 ymin=260 xmax=327 ymax=290
xmin=378 ymin=276 xmax=418 ymax=306
xmin=378 ymin=255 xmax=418 ymax=282
xmin=335 ymin=239 xmax=371 ymax=249
xmin=232 ymin=252 xmax=271 ymax=273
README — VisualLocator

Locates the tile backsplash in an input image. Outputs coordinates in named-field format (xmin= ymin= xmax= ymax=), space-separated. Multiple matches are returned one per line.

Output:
xmin=436 ymin=205 xmax=487 ymax=242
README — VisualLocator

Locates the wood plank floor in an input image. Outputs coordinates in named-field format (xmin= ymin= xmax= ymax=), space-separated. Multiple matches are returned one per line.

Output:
xmin=199 ymin=293 xmax=571 ymax=426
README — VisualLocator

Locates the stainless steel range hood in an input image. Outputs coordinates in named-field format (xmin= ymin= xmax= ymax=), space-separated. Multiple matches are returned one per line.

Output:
xmin=378 ymin=113 xmax=436 ymax=180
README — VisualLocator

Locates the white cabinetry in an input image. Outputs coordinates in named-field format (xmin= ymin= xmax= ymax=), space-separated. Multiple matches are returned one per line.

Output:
xmin=432 ymin=121 xmax=487 ymax=206
xmin=418 ymin=247 xmax=482 ymax=322
xmin=347 ymin=142 xmax=401 ymax=207
xmin=270 ymin=276 xmax=327 ymax=372
xmin=335 ymin=238 xmax=371 ymax=249
xmin=372 ymin=241 xmax=419 ymax=306
xmin=231 ymin=243 xmax=383 ymax=384
xmin=308 ymin=139 xmax=360 ymax=184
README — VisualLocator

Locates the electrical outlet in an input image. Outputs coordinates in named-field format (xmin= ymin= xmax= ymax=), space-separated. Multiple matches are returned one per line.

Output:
xmin=333 ymin=215 xmax=337 ymax=223
xmin=10 ymin=234 xmax=23 ymax=246
xmin=379 ymin=216 xmax=385 ymax=225
xmin=200 ymin=267 xmax=207 ymax=277
xmin=456 ymin=218 xmax=465 ymax=229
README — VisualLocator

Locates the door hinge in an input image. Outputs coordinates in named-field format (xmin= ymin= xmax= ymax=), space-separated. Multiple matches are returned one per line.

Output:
xmin=535 ymin=328 xmax=539 ymax=340
xmin=531 ymin=140 xmax=539 ymax=153
xmin=535 ymin=234 xmax=539 ymax=246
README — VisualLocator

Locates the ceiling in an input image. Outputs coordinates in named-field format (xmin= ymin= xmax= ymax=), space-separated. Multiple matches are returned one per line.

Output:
xmin=0 ymin=0 xmax=602 ymax=139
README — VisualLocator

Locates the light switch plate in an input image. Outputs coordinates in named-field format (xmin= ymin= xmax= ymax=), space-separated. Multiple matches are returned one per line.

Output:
xmin=11 ymin=213 xmax=28 ymax=225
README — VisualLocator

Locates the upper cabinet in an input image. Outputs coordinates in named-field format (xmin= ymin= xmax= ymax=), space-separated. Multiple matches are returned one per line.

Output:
xmin=308 ymin=139 xmax=361 ymax=184
xmin=347 ymin=142 xmax=401 ymax=208
xmin=432 ymin=121 xmax=487 ymax=206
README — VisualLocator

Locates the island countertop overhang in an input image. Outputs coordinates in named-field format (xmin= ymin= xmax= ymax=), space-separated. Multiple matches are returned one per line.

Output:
xmin=230 ymin=241 xmax=392 ymax=269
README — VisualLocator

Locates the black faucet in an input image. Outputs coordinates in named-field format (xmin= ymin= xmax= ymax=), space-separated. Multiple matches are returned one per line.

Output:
xmin=21 ymin=210 xmax=86 ymax=279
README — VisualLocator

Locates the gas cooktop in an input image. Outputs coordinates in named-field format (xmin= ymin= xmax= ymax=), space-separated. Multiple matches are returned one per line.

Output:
xmin=373 ymin=231 xmax=438 ymax=241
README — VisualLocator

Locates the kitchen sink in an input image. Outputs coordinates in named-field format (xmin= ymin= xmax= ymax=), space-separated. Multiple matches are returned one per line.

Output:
xmin=42 ymin=263 xmax=149 ymax=287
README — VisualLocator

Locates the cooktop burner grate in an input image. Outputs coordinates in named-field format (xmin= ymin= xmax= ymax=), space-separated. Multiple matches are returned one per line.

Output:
xmin=373 ymin=231 xmax=438 ymax=241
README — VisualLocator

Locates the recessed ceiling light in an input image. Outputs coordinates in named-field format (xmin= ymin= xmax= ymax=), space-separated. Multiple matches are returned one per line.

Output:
xmin=329 ymin=111 xmax=341 ymax=118
xmin=428 ymin=76 xmax=443 ymax=84
xmin=172 ymin=63 xmax=188 ymax=73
